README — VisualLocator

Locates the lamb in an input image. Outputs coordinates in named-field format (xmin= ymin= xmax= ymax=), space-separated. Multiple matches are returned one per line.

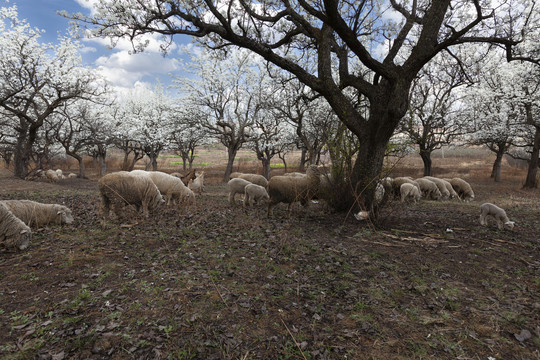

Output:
xmin=267 ymin=165 xmax=321 ymax=216
xmin=415 ymin=178 xmax=442 ymax=200
xmin=227 ymin=178 xmax=252 ymax=205
xmin=391 ymin=177 xmax=420 ymax=198
xmin=449 ymin=178 xmax=475 ymax=202
xmin=243 ymin=183 xmax=270 ymax=207
xmin=44 ymin=169 xmax=59 ymax=183
xmin=188 ymin=171 xmax=205 ymax=194
xmin=422 ymin=176 xmax=450 ymax=199
xmin=0 ymin=202 xmax=31 ymax=250
xmin=1 ymin=200 xmax=74 ymax=227
xmin=400 ymin=183 xmax=421 ymax=203
xmin=479 ymin=203 xmax=515 ymax=230
xmin=98 ymin=171 xmax=165 ymax=220
xmin=131 ymin=170 xmax=193 ymax=206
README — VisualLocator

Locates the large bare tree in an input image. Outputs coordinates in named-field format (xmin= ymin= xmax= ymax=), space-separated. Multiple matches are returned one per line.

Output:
xmin=71 ymin=0 xmax=534 ymax=209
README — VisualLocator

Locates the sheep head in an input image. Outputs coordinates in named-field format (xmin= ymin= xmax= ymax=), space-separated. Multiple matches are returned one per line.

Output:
xmin=57 ymin=207 xmax=74 ymax=224
xmin=504 ymin=221 xmax=515 ymax=230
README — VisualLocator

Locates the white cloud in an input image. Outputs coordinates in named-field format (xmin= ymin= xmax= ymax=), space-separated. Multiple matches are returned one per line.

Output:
xmin=94 ymin=50 xmax=180 ymax=87
xmin=79 ymin=46 xmax=97 ymax=53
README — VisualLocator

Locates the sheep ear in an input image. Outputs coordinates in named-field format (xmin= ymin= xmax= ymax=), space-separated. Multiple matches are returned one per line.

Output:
xmin=20 ymin=229 xmax=29 ymax=234
xmin=57 ymin=210 xmax=63 ymax=215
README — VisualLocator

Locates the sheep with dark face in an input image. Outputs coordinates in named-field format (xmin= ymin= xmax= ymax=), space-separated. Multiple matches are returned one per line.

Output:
xmin=479 ymin=203 xmax=515 ymax=230
xmin=188 ymin=172 xmax=205 ymax=194
xmin=1 ymin=200 xmax=74 ymax=227
xmin=267 ymin=165 xmax=320 ymax=216
xmin=98 ymin=171 xmax=165 ymax=220
xmin=0 ymin=202 xmax=31 ymax=250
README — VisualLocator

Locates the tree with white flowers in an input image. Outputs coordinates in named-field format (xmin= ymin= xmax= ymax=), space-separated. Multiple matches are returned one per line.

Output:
xmin=176 ymin=48 xmax=267 ymax=181
xmin=0 ymin=5 xmax=106 ymax=178
xmin=70 ymin=0 xmax=536 ymax=210
xmin=399 ymin=54 xmax=468 ymax=176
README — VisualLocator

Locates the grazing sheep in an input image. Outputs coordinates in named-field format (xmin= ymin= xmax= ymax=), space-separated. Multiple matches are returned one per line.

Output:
xmin=415 ymin=178 xmax=442 ymax=200
xmin=284 ymin=172 xmax=306 ymax=177
xmin=400 ymin=183 xmax=421 ymax=203
xmin=422 ymin=176 xmax=450 ymax=199
xmin=227 ymin=178 xmax=252 ymax=205
xmin=479 ymin=203 xmax=515 ymax=230
xmin=439 ymin=178 xmax=458 ymax=199
xmin=229 ymin=172 xmax=242 ymax=179
xmin=131 ymin=170 xmax=193 ymax=206
xmin=44 ymin=169 xmax=59 ymax=183
xmin=391 ymin=177 xmax=420 ymax=198
xmin=449 ymin=178 xmax=475 ymax=202
xmin=243 ymin=183 xmax=270 ymax=207
xmin=68 ymin=173 xmax=77 ymax=179
xmin=267 ymin=165 xmax=321 ymax=216
xmin=55 ymin=169 xmax=66 ymax=179
xmin=0 ymin=202 xmax=32 ymax=250
xmin=1 ymin=200 xmax=74 ymax=227
xmin=188 ymin=172 xmax=205 ymax=194
xmin=98 ymin=171 xmax=165 ymax=220
xmin=236 ymin=173 xmax=268 ymax=188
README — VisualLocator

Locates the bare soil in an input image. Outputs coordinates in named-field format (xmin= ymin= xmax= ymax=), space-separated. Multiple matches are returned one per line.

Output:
xmin=0 ymin=154 xmax=539 ymax=360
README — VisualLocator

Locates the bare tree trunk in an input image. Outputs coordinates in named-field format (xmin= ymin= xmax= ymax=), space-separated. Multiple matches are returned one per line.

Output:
xmin=278 ymin=153 xmax=288 ymax=172
xmin=77 ymin=158 xmax=86 ymax=178
xmin=298 ymin=148 xmax=307 ymax=171
xmin=224 ymin=148 xmax=239 ymax=182
xmin=420 ymin=149 xmax=432 ymax=176
xmin=524 ymin=126 xmax=540 ymax=188
xmin=491 ymin=146 xmax=506 ymax=182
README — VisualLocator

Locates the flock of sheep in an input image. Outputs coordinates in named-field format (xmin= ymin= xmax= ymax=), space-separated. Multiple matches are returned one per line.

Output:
xmin=0 ymin=165 xmax=515 ymax=252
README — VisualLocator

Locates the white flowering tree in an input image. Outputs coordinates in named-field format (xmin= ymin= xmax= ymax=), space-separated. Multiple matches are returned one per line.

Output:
xmin=176 ymin=48 xmax=266 ymax=181
xmin=169 ymin=104 xmax=209 ymax=172
xmin=399 ymin=55 xmax=468 ymax=176
xmin=71 ymin=0 xmax=536 ymax=209
xmin=0 ymin=5 xmax=105 ymax=178
xmin=120 ymin=84 xmax=176 ymax=171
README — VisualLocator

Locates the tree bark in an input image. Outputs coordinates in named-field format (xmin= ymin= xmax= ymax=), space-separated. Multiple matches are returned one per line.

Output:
xmin=491 ymin=146 xmax=506 ymax=182
xmin=420 ymin=149 xmax=432 ymax=176
xmin=523 ymin=125 xmax=540 ymax=188
xmin=224 ymin=147 xmax=239 ymax=182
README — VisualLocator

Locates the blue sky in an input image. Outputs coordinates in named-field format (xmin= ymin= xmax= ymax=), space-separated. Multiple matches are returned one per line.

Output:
xmin=10 ymin=0 xmax=193 ymax=92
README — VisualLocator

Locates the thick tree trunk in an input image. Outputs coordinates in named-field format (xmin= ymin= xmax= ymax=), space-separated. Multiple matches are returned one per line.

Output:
xmin=491 ymin=146 xmax=505 ymax=182
xmin=420 ymin=149 xmax=432 ymax=176
xmin=261 ymin=158 xmax=271 ymax=179
xmin=523 ymin=126 xmax=540 ymax=188
xmin=77 ymin=158 xmax=86 ymax=178
xmin=298 ymin=148 xmax=307 ymax=171
xmin=224 ymin=147 xmax=239 ymax=182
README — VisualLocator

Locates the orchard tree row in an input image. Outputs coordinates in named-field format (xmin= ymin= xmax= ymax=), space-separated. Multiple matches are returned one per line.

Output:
xmin=1 ymin=1 xmax=539 ymax=212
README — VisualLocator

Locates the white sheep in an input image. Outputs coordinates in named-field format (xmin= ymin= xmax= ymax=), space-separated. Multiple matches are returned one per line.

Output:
xmin=0 ymin=202 xmax=31 ymax=250
xmin=243 ymin=183 xmax=270 ymax=207
xmin=55 ymin=169 xmax=66 ymax=179
xmin=1 ymin=200 xmax=74 ymax=227
xmin=479 ymin=203 xmax=515 ymax=230
xmin=68 ymin=173 xmax=77 ymax=179
xmin=98 ymin=171 xmax=165 ymax=220
xmin=188 ymin=171 xmax=205 ymax=194
xmin=400 ymin=183 xmax=421 ymax=203
xmin=422 ymin=176 xmax=450 ymax=199
xmin=227 ymin=178 xmax=252 ymax=205
xmin=44 ymin=169 xmax=59 ymax=183
xmin=439 ymin=178 xmax=458 ymax=199
xmin=237 ymin=173 xmax=268 ymax=188
xmin=415 ymin=178 xmax=442 ymax=200
xmin=267 ymin=165 xmax=321 ymax=216
xmin=449 ymin=178 xmax=475 ymax=202
xmin=391 ymin=177 xmax=420 ymax=198
xmin=131 ymin=170 xmax=194 ymax=206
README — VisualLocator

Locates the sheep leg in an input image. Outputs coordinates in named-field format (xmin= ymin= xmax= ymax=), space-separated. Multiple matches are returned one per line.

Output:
xmin=229 ymin=192 xmax=236 ymax=205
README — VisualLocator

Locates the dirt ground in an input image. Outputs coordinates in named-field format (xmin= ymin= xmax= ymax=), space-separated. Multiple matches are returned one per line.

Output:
xmin=0 ymin=154 xmax=539 ymax=359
